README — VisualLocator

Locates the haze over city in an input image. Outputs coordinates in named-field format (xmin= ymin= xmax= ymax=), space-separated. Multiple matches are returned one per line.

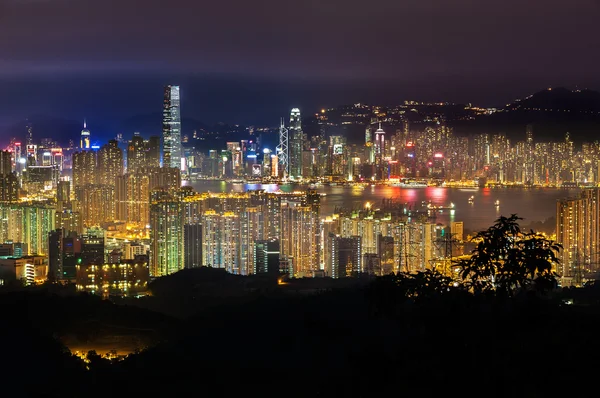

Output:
xmin=2 ymin=0 xmax=600 ymax=136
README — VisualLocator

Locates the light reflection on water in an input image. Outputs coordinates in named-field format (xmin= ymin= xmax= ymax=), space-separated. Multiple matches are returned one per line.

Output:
xmin=188 ymin=181 xmax=577 ymax=232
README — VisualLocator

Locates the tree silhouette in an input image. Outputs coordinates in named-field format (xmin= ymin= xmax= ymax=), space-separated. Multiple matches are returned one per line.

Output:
xmin=455 ymin=214 xmax=561 ymax=296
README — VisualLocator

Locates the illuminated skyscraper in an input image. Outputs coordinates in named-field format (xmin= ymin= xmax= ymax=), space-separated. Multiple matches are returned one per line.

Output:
xmin=253 ymin=239 xmax=280 ymax=274
xmin=329 ymin=235 xmax=362 ymax=278
xmin=150 ymin=190 xmax=184 ymax=277
xmin=184 ymin=224 xmax=202 ymax=269
xmin=55 ymin=209 xmax=83 ymax=235
xmin=556 ymin=188 xmax=600 ymax=284
xmin=72 ymin=151 xmax=97 ymax=190
xmin=524 ymin=124 xmax=535 ymax=184
xmin=0 ymin=203 xmax=55 ymax=255
xmin=146 ymin=136 xmax=161 ymax=168
xmin=116 ymin=172 xmax=150 ymax=225
xmin=26 ymin=119 xmax=33 ymax=146
xmin=80 ymin=120 xmax=91 ymax=149
xmin=377 ymin=235 xmax=395 ymax=275
xmin=98 ymin=140 xmax=123 ymax=187
xmin=78 ymin=184 xmax=115 ymax=227
xmin=162 ymin=85 xmax=182 ymax=170
xmin=141 ymin=166 xmax=181 ymax=192
xmin=277 ymin=119 xmax=289 ymax=179
xmin=288 ymin=108 xmax=303 ymax=179
xmin=374 ymin=123 xmax=386 ymax=179
xmin=0 ymin=150 xmax=12 ymax=176
xmin=281 ymin=203 xmax=320 ymax=277
xmin=127 ymin=133 xmax=146 ymax=173
xmin=0 ymin=173 xmax=19 ymax=203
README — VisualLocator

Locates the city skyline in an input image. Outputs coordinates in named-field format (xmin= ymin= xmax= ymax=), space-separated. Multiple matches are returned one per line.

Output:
xmin=5 ymin=84 xmax=600 ymax=151
xmin=2 ymin=83 xmax=600 ymax=290
xmin=4 ymin=1 xmax=600 ymax=394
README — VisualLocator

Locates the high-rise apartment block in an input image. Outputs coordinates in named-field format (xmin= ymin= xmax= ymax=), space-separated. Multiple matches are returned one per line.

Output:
xmin=150 ymin=189 xmax=185 ymax=277
xmin=557 ymin=188 xmax=600 ymax=283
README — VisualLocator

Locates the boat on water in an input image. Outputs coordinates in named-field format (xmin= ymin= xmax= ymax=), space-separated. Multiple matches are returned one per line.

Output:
xmin=427 ymin=202 xmax=455 ymax=211
xmin=460 ymin=188 xmax=479 ymax=192
xmin=495 ymin=200 xmax=500 ymax=206
xmin=393 ymin=179 xmax=428 ymax=188
xmin=468 ymin=195 xmax=475 ymax=204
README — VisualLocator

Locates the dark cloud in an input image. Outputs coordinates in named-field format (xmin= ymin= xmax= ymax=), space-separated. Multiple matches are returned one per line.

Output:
xmin=1 ymin=0 xmax=599 ymax=80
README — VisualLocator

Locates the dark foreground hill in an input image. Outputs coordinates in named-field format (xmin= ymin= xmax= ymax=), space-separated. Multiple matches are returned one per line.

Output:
xmin=3 ymin=268 xmax=600 ymax=397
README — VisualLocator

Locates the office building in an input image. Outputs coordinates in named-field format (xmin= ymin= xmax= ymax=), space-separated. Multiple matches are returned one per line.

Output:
xmin=80 ymin=121 xmax=91 ymax=149
xmin=253 ymin=239 xmax=280 ymax=274
xmin=76 ymin=256 xmax=149 ymax=297
xmin=81 ymin=234 xmax=105 ymax=265
xmin=288 ymin=108 xmax=303 ymax=179
xmin=162 ymin=85 xmax=182 ymax=169
xmin=329 ymin=235 xmax=362 ymax=278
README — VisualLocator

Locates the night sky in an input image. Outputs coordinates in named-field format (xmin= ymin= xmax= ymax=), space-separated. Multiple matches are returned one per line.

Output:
xmin=1 ymin=0 xmax=599 ymax=140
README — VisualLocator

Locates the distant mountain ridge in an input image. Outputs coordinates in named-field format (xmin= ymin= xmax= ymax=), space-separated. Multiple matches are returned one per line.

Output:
xmin=450 ymin=87 xmax=600 ymax=142
xmin=5 ymin=87 xmax=600 ymax=148
xmin=504 ymin=87 xmax=600 ymax=113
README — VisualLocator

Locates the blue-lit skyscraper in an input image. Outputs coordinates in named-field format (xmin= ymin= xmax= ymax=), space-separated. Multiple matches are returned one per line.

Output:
xmin=162 ymin=85 xmax=182 ymax=169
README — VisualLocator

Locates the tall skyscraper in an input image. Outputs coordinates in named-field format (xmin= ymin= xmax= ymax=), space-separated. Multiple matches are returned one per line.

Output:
xmin=374 ymin=123 xmax=386 ymax=179
xmin=289 ymin=108 xmax=303 ymax=180
xmin=162 ymin=85 xmax=182 ymax=170
xmin=80 ymin=120 xmax=91 ymax=149
xmin=277 ymin=119 xmax=289 ymax=179
xmin=281 ymin=202 xmax=320 ymax=277
xmin=0 ymin=203 xmax=55 ymax=255
xmin=253 ymin=239 xmax=280 ymax=274
xmin=81 ymin=233 xmax=105 ymax=265
xmin=127 ymin=133 xmax=146 ymax=173
xmin=146 ymin=136 xmax=161 ymax=167
xmin=78 ymin=184 xmax=115 ymax=227
xmin=556 ymin=188 xmax=600 ymax=283
xmin=329 ymin=235 xmax=362 ymax=278
xmin=184 ymin=224 xmax=202 ymax=269
xmin=524 ymin=124 xmax=535 ymax=184
xmin=0 ymin=174 xmax=19 ymax=203
xmin=98 ymin=140 xmax=123 ymax=187
xmin=72 ymin=151 xmax=97 ymax=190
xmin=150 ymin=189 xmax=184 ymax=277
xmin=48 ymin=229 xmax=64 ymax=282
xmin=0 ymin=150 xmax=12 ymax=176
xmin=26 ymin=119 xmax=33 ymax=146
